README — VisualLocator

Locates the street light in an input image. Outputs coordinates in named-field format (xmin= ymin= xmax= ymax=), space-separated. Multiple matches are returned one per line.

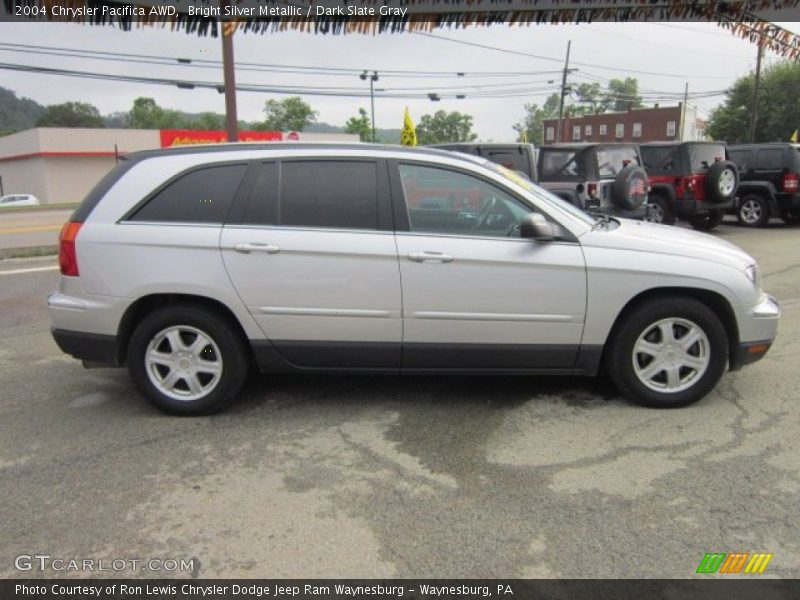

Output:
xmin=360 ymin=70 xmax=379 ymax=143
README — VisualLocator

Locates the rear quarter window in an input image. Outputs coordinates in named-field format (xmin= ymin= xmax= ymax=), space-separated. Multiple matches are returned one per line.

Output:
xmin=129 ymin=163 xmax=247 ymax=223
xmin=755 ymin=148 xmax=784 ymax=171
xmin=728 ymin=149 xmax=750 ymax=172
xmin=641 ymin=146 xmax=679 ymax=175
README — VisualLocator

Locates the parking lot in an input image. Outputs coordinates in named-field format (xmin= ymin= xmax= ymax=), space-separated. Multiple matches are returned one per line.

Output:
xmin=0 ymin=221 xmax=798 ymax=579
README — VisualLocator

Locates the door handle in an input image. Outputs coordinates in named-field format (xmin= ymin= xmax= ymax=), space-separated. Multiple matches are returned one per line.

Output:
xmin=408 ymin=251 xmax=454 ymax=263
xmin=233 ymin=242 xmax=280 ymax=254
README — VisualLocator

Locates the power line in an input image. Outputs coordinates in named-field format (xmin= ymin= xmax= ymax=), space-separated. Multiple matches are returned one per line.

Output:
xmin=414 ymin=32 xmax=736 ymax=80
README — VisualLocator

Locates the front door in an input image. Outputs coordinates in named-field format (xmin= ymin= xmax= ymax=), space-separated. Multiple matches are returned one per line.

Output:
xmin=392 ymin=162 xmax=587 ymax=370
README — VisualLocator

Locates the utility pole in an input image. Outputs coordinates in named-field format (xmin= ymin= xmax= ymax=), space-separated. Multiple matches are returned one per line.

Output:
xmin=556 ymin=41 xmax=572 ymax=144
xmin=221 ymin=0 xmax=239 ymax=142
xmin=361 ymin=71 xmax=379 ymax=143
xmin=679 ymin=82 xmax=689 ymax=142
xmin=750 ymin=37 xmax=764 ymax=143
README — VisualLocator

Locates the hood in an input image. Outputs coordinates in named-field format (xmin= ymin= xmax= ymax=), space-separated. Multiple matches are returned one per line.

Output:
xmin=580 ymin=219 xmax=755 ymax=269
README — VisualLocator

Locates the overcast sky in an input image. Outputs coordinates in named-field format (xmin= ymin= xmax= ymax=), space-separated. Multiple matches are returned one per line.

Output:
xmin=0 ymin=18 xmax=797 ymax=140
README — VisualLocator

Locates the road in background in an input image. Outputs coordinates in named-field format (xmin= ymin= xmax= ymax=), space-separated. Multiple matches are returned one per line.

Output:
xmin=0 ymin=209 xmax=73 ymax=250
xmin=0 ymin=225 xmax=798 ymax=578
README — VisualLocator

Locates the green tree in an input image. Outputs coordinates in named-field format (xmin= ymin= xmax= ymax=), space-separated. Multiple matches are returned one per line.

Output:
xmin=707 ymin=61 xmax=800 ymax=143
xmin=513 ymin=93 xmax=561 ymax=144
xmin=37 ymin=101 xmax=105 ymax=128
xmin=604 ymin=78 xmax=643 ymax=112
xmin=345 ymin=108 xmax=372 ymax=142
xmin=572 ymin=82 xmax=605 ymax=115
xmin=127 ymin=97 xmax=164 ymax=128
xmin=259 ymin=97 xmax=317 ymax=131
xmin=194 ymin=112 xmax=225 ymax=130
xmin=415 ymin=110 xmax=477 ymax=145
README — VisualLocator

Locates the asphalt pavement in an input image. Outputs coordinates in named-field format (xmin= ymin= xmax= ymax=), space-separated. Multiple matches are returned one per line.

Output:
xmin=0 ymin=223 xmax=798 ymax=579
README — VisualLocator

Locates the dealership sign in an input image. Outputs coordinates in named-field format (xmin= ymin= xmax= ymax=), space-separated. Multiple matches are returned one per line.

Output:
xmin=159 ymin=129 xmax=296 ymax=147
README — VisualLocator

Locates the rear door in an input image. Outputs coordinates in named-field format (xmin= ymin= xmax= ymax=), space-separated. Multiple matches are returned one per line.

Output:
xmin=391 ymin=160 xmax=586 ymax=370
xmin=221 ymin=158 xmax=402 ymax=369
xmin=754 ymin=147 xmax=786 ymax=189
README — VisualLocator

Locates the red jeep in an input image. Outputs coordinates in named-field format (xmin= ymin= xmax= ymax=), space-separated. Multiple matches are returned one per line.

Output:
xmin=640 ymin=142 xmax=739 ymax=231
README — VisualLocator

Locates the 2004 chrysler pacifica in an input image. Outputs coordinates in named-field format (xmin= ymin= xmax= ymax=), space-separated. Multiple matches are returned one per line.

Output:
xmin=48 ymin=143 xmax=780 ymax=414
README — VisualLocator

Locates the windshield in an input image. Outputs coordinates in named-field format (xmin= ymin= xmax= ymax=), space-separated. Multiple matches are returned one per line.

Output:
xmin=596 ymin=146 xmax=641 ymax=177
xmin=687 ymin=144 xmax=726 ymax=173
xmin=489 ymin=162 xmax=596 ymax=226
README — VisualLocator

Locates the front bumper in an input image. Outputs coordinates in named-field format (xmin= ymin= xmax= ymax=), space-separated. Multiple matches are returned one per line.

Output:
xmin=730 ymin=294 xmax=780 ymax=371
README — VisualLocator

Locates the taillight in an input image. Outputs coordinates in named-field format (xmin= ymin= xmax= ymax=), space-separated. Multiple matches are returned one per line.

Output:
xmin=588 ymin=183 xmax=597 ymax=197
xmin=783 ymin=172 xmax=798 ymax=193
xmin=58 ymin=222 xmax=82 ymax=277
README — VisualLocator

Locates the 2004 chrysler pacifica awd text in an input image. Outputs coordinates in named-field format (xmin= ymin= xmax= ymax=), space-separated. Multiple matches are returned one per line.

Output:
xmin=48 ymin=143 xmax=780 ymax=414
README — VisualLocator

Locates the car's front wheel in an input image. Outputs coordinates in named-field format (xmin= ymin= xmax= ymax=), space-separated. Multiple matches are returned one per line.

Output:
xmin=606 ymin=297 xmax=728 ymax=408
xmin=128 ymin=306 xmax=248 ymax=415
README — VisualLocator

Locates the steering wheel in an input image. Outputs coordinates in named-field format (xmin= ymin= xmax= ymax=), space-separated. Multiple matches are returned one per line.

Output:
xmin=472 ymin=197 xmax=497 ymax=230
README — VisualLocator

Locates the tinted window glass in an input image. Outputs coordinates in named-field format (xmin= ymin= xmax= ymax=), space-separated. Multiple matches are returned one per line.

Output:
xmin=540 ymin=150 xmax=580 ymax=180
xmin=131 ymin=164 xmax=246 ymax=223
xmin=280 ymin=161 xmax=378 ymax=229
xmin=482 ymin=147 xmax=532 ymax=178
xmin=755 ymin=148 xmax=784 ymax=170
xmin=728 ymin=149 xmax=749 ymax=171
xmin=398 ymin=163 xmax=530 ymax=237
xmin=687 ymin=144 xmax=726 ymax=173
xmin=596 ymin=146 xmax=641 ymax=178
xmin=641 ymin=146 xmax=679 ymax=174
xmin=242 ymin=162 xmax=279 ymax=225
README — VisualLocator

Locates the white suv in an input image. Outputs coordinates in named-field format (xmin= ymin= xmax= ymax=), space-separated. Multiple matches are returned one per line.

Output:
xmin=48 ymin=143 xmax=779 ymax=414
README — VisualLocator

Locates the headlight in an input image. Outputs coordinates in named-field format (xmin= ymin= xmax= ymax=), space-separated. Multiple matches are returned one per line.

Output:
xmin=745 ymin=264 xmax=761 ymax=290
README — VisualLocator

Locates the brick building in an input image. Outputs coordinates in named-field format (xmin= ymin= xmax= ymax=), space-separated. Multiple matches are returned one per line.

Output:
xmin=542 ymin=103 xmax=705 ymax=145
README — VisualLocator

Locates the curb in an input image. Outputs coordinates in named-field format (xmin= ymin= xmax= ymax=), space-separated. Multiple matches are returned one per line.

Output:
xmin=0 ymin=245 xmax=58 ymax=260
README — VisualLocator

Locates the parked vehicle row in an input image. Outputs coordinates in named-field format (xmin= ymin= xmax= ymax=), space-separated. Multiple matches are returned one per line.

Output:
xmin=436 ymin=141 xmax=800 ymax=231
xmin=49 ymin=143 xmax=779 ymax=415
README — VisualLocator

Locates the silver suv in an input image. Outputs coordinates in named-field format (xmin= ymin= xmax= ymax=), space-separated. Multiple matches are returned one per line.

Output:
xmin=49 ymin=143 xmax=779 ymax=414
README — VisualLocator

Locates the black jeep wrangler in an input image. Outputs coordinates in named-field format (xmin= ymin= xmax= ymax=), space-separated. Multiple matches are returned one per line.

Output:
xmin=727 ymin=143 xmax=800 ymax=227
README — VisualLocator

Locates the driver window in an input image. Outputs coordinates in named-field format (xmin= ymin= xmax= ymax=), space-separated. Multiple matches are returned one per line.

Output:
xmin=398 ymin=164 xmax=530 ymax=237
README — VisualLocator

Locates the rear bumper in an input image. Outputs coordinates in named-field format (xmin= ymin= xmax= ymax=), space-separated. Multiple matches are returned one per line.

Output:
xmin=775 ymin=193 xmax=800 ymax=211
xmin=587 ymin=204 xmax=648 ymax=220
xmin=51 ymin=328 xmax=119 ymax=366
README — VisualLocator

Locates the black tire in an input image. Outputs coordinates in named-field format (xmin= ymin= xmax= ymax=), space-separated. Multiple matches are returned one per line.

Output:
xmin=705 ymin=160 xmax=738 ymax=203
xmin=128 ymin=305 xmax=248 ymax=415
xmin=612 ymin=165 xmax=649 ymax=210
xmin=605 ymin=297 xmax=728 ymax=408
xmin=688 ymin=209 xmax=724 ymax=231
xmin=737 ymin=194 xmax=770 ymax=228
xmin=644 ymin=193 xmax=676 ymax=225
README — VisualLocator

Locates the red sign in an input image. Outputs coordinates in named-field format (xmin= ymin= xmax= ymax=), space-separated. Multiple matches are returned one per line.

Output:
xmin=159 ymin=129 xmax=284 ymax=147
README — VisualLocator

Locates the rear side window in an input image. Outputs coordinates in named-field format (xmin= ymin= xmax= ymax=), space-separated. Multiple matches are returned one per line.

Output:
xmin=596 ymin=146 xmax=641 ymax=178
xmin=481 ymin=147 xmax=533 ymax=178
xmin=539 ymin=150 xmax=580 ymax=180
xmin=131 ymin=164 xmax=246 ymax=223
xmin=755 ymin=148 xmax=784 ymax=170
xmin=687 ymin=144 xmax=726 ymax=173
xmin=641 ymin=146 xmax=679 ymax=175
xmin=728 ymin=149 xmax=749 ymax=171
xmin=280 ymin=161 xmax=378 ymax=230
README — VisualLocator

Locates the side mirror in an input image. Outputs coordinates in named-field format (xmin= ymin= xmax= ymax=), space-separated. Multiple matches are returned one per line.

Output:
xmin=520 ymin=213 xmax=554 ymax=241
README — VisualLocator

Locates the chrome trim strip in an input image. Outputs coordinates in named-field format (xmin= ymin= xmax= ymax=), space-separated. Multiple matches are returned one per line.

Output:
xmin=47 ymin=293 xmax=86 ymax=311
xmin=412 ymin=311 xmax=576 ymax=322
xmin=259 ymin=307 xmax=392 ymax=318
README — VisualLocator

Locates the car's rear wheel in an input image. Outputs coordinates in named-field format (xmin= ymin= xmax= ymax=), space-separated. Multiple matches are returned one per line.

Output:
xmin=128 ymin=306 xmax=248 ymax=415
xmin=643 ymin=194 xmax=675 ymax=225
xmin=738 ymin=194 xmax=770 ymax=227
xmin=606 ymin=297 xmax=728 ymax=408
xmin=688 ymin=209 xmax=724 ymax=231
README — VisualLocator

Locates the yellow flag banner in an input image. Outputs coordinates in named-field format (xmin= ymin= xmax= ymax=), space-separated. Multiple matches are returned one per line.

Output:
xmin=791 ymin=129 xmax=798 ymax=143
xmin=402 ymin=108 xmax=417 ymax=147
